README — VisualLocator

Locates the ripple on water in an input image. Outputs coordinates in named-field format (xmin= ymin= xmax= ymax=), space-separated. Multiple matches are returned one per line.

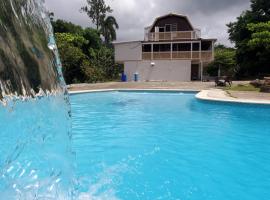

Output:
xmin=70 ymin=92 xmax=270 ymax=200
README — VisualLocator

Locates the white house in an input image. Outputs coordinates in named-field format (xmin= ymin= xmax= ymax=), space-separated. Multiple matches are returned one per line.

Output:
xmin=114 ymin=13 xmax=217 ymax=82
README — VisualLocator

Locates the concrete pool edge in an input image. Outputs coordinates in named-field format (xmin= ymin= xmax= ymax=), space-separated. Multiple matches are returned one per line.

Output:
xmin=68 ymin=88 xmax=270 ymax=105
xmin=196 ymin=89 xmax=270 ymax=105
xmin=68 ymin=88 xmax=200 ymax=94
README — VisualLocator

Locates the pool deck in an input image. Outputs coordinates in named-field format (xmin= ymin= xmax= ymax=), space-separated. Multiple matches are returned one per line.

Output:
xmin=68 ymin=81 xmax=270 ymax=105
xmin=196 ymin=89 xmax=270 ymax=105
xmin=68 ymin=81 xmax=214 ymax=92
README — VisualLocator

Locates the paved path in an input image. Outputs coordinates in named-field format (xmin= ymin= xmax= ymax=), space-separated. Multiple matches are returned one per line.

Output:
xmin=68 ymin=81 xmax=246 ymax=91
xmin=196 ymin=89 xmax=270 ymax=105
xmin=229 ymin=91 xmax=270 ymax=101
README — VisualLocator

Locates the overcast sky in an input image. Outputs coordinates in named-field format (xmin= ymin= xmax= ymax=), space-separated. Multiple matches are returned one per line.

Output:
xmin=45 ymin=0 xmax=251 ymax=46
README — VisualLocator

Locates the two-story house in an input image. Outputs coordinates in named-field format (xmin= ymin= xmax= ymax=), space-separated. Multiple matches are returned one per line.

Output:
xmin=114 ymin=13 xmax=217 ymax=82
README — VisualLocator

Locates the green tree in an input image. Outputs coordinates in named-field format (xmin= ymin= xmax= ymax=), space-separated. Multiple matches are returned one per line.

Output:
xmin=81 ymin=28 xmax=102 ymax=55
xmin=53 ymin=20 xmax=102 ymax=54
xmin=55 ymin=33 xmax=89 ymax=84
xmin=55 ymin=32 xmax=88 ymax=48
xmin=227 ymin=0 xmax=270 ymax=78
xmin=53 ymin=20 xmax=122 ymax=84
xmin=52 ymin=20 xmax=83 ymax=35
xmin=89 ymin=46 xmax=121 ymax=80
xmin=81 ymin=0 xmax=112 ymax=30
xmin=206 ymin=45 xmax=236 ymax=77
xmin=100 ymin=16 xmax=119 ymax=45
xmin=247 ymin=21 xmax=270 ymax=49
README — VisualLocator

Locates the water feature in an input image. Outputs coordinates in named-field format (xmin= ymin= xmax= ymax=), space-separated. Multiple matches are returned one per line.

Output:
xmin=0 ymin=0 xmax=73 ymax=199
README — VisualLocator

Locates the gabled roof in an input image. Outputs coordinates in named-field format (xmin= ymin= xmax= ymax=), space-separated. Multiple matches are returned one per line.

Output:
xmin=147 ymin=13 xmax=195 ymax=31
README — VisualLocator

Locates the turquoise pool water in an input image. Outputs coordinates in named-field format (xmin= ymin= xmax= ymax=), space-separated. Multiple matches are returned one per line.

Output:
xmin=0 ymin=95 xmax=73 ymax=199
xmin=71 ymin=91 xmax=270 ymax=200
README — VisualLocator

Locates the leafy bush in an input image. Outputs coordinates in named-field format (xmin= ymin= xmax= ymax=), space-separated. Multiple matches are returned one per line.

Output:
xmin=53 ymin=20 xmax=122 ymax=84
xmin=206 ymin=45 xmax=236 ymax=77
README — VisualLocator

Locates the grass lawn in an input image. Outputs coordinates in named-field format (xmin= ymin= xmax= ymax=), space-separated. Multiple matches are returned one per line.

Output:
xmin=224 ymin=84 xmax=260 ymax=92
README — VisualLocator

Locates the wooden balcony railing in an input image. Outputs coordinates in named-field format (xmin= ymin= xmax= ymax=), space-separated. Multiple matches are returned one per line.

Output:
xmin=153 ymin=52 xmax=171 ymax=59
xmin=147 ymin=31 xmax=200 ymax=41
xmin=201 ymin=51 xmax=213 ymax=61
xmin=172 ymin=52 xmax=191 ymax=59
xmin=142 ymin=51 xmax=213 ymax=61
xmin=142 ymin=52 xmax=152 ymax=60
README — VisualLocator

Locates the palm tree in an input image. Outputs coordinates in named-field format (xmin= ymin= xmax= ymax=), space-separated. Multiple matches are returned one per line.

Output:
xmin=100 ymin=16 xmax=119 ymax=45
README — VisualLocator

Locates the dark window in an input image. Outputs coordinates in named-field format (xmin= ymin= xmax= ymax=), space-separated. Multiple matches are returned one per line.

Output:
xmin=159 ymin=27 xmax=165 ymax=32
xmin=153 ymin=44 xmax=171 ymax=52
xmin=172 ymin=23 xmax=177 ymax=32
xmin=173 ymin=43 xmax=191 ymax=51
xmin=142 ymin=44 xmax=151 ymax=52
xmin=165 ymin=24 xmax=172 ymax=32
xmin=160 ymin=44 xmax=171 ymax=52
xmin=192 ymin=43 xmax=200 ymax=51
xmin=180 ymin=43 xmax=191 ymax=51
xmin=201 ymin=41 xmax=212 ymax=51
xmin=153 ymin=44 xmax=160 ymax=52
xmin=172 ymin=43 xmax=178 ymax=51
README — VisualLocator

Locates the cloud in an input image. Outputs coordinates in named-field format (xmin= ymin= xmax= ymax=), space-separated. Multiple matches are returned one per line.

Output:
xmin=45 ymin=0 xmax=251 ymax=46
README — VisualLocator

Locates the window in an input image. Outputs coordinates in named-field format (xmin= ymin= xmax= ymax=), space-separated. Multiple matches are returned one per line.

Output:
xmin=172 ymin=23 xmax=177 ymax=32
xmin=201 ymin=41 xmax=212 ymax=51
xmin=165 ymin=24 xmax=172 ymax=32
xmin=142 ymin=44 xmax=151 ymax=52
xmin=192 ymin=43 xmax=200 ymax=51
xmin=172 ymin=43 xmax=178 ymax=51
xmin=159 ymin=27 xmax=165 ymax=32
xmin=153 ymin=44 xmax=171 ymax=52
xmin=173 ymin=43 xmax=191 ymax=51
xmin=160 ymin=44 xmax=171 ymax=52
xmin=153 ymin=44 xmax=160 ymax=52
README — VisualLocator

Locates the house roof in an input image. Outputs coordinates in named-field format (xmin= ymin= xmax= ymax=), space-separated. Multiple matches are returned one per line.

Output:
xmin=147 ymin=13 xmax=195 ymax=31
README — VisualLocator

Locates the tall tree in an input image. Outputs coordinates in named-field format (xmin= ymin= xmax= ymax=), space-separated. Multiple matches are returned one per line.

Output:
xmin=53 ymin=20 xmax=122 ymax=84
xmin=247 ymin=21 xmax=270 ymax=50
xmin=227 ymin=0 xmax=270 ymax=78
xmin=100 ymin=16 xmax=119 ymax=45
xmin=52 ymin=19 xmax=84 ymax=35
xmin=206 ymin=44 xmax=236 ymax=77
xmin=81 ymin=0 xmax=112 ymax=30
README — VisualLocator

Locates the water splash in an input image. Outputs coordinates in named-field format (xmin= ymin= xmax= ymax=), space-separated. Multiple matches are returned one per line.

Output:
xmin=0 ymin=0 xmax=74 ymax=199
xmin=0 ymin=0 xmax=66 ymax=101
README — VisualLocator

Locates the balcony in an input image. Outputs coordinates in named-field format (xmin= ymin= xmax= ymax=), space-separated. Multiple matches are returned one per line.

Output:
xmin=146 ymin=30 xmax=201 ymax=41
xmin=142 ymin=51 xmax=213 ymax=61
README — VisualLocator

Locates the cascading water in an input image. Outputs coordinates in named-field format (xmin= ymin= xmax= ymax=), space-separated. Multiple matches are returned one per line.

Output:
xmin=0 ymin=0 xmax=74 ymax=199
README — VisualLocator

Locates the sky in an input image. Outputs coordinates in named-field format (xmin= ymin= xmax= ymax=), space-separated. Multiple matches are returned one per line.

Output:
xmin=45 ymin=0 xmax=251 ymax=46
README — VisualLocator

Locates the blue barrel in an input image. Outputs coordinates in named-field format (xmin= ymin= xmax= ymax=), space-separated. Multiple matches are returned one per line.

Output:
xmin=134 ymin=73 xmax=139 ymax=82
xmin=121 ymin=73 xmax=127 ymax=82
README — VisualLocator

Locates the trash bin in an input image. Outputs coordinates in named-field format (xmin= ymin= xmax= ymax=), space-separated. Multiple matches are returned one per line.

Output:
xmin=121 ymin=73 xmax=127 ymax=82
xmin=134 ymin=73 xmax=139 ymax=82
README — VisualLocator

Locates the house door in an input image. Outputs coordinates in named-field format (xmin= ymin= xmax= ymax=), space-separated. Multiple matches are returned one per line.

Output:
xmin=191 ymin=64 xmax=199 ymax=80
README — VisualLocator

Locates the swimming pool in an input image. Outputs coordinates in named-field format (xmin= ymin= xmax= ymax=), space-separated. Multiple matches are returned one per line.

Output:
xmin=71 ymin=91 xmax=270 ymax=200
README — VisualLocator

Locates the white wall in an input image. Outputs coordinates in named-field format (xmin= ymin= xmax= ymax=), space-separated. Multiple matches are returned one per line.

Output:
xmin=114 ymin=41 xmax=142 ymax=62
xmin=124 ymin=60 xmax=191 ymax=82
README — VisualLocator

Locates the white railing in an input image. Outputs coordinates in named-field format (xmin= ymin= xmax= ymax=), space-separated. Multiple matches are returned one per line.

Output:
xmin=142 ymin=51 xmax=213 ymax=61
xmin=146 ymin=31 xmax=200 ymax=41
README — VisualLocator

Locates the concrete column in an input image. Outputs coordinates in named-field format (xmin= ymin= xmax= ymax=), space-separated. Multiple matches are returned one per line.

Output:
xmin=191 ymin=42 xmax=193 ymax=60
xmin=199 ymin=41 xmax=202 ymax=60
xmin=212 ymin=41 xmax=215 ymax=60
xmin=151 ymin=43 xmax=153 ymax=60
xmin=200 ymin=61 xmax=203 ymax=82
xmin=171 ymin=42 xmax=173 ymax=60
